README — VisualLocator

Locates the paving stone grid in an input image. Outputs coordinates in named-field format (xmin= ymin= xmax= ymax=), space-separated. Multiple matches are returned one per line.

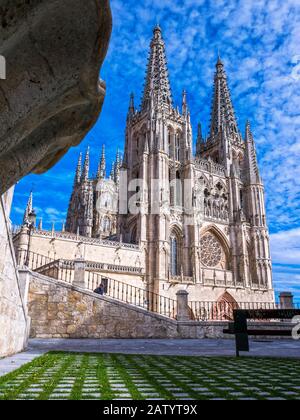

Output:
xmin=0 ymin=353 xmax=300 ymax=400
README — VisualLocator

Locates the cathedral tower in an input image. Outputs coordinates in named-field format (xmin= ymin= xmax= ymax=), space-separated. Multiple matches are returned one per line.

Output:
xmin=66 ymin=146 xmax=119 ymax=239
xmin=121 ymin=26 xmax=195 ymax=294
xmin=121 ymin=30 xmax=273 ymax=299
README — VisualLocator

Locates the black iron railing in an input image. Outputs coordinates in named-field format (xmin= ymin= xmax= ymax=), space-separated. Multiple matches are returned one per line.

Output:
xmin=18 ymin=250 xmax=177 ymax=319
xmin=189 ymin=301 xmax=300 ymax=321
xmin=86 ymin=271 xmax=177 ymax=319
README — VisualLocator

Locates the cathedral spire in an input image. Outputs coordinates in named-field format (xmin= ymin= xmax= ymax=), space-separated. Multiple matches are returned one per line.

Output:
xmin=196 ymin=123 xmax=203 ymax=156
xmin=74 ymin=152 xmax=82 ymax=185
xmin=114 ymin=150 xmax=121 ymax=185
xmin=23 ymin=191 xmax=33 ymax=224
xmin=182 ymin=90 xmax=188 ymax=116
xmin=82 ymin=147 xmax=90 ymax=182
xmin=128 ymin=93 xmax=135 ymax=119
xmin=23 ymin=191 xmax=36 ymax=227
xmin=97 ymin=145 xmax=106 ymax=179
xmin=110 ymin=162 xmax=115 ymax=180
xmin=244 ymin=121 xmax=261 ymax=184
xmin=210 ymin=57 xmax=240 ymax=141
xmin=141 ymin=26 xmax=173 ymax=111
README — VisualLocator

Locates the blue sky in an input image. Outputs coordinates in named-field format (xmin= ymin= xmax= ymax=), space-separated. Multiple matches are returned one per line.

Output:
xmin=11 ymin=0 xmax=300 ymax=302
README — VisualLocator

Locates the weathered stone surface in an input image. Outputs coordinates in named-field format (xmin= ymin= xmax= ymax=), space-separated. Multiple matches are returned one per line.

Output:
xmin=0 ymin=0 xmax=112 ymax=194
xmin=27 ymin=272 xmax=294 ymax=340
xmin=28 ymin=274 xmax=180 ymax=339
xmin=0 ymin=191 xmax=30 ymax=357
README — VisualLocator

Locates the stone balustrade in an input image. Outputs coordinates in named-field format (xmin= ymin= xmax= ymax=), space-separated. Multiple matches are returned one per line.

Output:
xmin=34 ymin=256 xmax=144 ymax=278
xmin=13 ymin=228 xmax=140 ymax=250
xmin=169 ymin=275 xmax=195 ymax=284
xmin=201 ymin=268 xmax=269 ymax=291
xmin=86 ymin=260 xmax=144 ymax=274
xmin=195 ymin=157 xmax=226 ymax=177
xmin=201 ymin=268 xmax=239 ymax=288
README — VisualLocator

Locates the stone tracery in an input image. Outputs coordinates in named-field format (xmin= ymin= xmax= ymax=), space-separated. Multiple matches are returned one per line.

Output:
xmin=201 ymin=232 xmax=223 ymax=267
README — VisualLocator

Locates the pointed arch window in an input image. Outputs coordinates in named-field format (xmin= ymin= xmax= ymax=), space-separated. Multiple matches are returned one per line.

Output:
xmin=240 ymin=189 xmax=244 ymax=209
xmin=175 ymin=134 xmax=180 ymax=161
xmin=170 ymin=234 xmax=179 ymax=276
xmin=201 ymin=231 xmax=229 ymax=270
xmin=168 ymin=132 xmax=172 ymax=158
xmin=131 ymin=225 xmax=138 ymax=245
xmin=175 ymin=171 xmax=182 ymax=207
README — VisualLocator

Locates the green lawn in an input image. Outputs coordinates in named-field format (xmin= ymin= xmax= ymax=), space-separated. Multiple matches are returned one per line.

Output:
xmin=0 ymin=352 xmax=299 ymax=400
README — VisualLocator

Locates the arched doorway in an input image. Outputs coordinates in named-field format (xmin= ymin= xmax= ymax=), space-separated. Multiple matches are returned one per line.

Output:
xmin=212 ymin=292 xmax=239 ymax=321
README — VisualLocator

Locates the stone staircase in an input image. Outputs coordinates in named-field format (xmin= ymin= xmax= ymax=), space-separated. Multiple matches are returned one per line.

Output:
xmin=18 ymin=251 xmax=177 ymax=320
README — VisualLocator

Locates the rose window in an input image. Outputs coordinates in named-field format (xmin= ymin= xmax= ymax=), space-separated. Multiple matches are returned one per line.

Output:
xmin=201 ymin=233 xmax=222 ymax=267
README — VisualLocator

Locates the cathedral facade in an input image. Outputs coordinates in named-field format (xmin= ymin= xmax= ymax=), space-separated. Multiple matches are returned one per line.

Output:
xmin=14 ymin=26 xmax=274 ymax=305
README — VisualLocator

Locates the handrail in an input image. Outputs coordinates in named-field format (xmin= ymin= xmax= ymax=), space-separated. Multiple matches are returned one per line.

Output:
xmin=17 ymin=250 xmax=144 ymax=275
xmin=189 ymin=301 xmax=297 ymax=321
xmin=19 ymin=250 xmax=176 ymax=319
xmin=17 ymin=250 xmax=56 ymax=271
xmin=86 ymin=271 xmax=177 ymax=319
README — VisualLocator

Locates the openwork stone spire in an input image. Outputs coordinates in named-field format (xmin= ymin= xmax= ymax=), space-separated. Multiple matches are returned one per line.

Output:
xmin=97 ymin=145 xmax=106 ymax=179
xmin=245 ymin=121 xmax=261 ymax=184
xmin=196 ymin=123 xmax=204 ymax=156
xmin=114 ymin=150 xmax=121 ymax=185
xmin=210 ymin=57 xmax=239 ymax=140
xmin=128 ymin=93 xmax=135 ymax=119
xmin=23 ymin=191 xmax=33 ymax=224
xmin=81 ymin=147 xmax=90 ymax=182
xmin=110 ymin=162 xmax=115 ymax=180
xmin=141 ymin=25 xmax=173 ymax=111
xmin=74 ymin=152 xmax=82 ymax=185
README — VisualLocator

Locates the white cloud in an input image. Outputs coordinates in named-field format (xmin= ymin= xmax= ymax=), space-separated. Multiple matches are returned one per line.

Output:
xmin=271 ymin=227 xmax=300 ymax=265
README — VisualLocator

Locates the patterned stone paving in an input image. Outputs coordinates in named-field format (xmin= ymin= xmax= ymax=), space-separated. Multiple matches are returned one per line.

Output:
xmin=0 ymin=353 xmax=299 ymax=400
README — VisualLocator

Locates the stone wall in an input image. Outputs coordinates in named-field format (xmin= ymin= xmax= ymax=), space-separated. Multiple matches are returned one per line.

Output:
xmin=28 ymin=273 xmax=178 ymax=339
xmin=28 ymin=272 xmax=293 ymax=340
xmin=14 ymin=231 xmax=145 ymax=289
xmin=0 ymin=192 xmax=29 ymax=357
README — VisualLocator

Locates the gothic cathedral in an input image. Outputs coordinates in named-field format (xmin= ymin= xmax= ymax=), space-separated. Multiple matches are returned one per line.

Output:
xmin=16 ymin=26 xmax=274 ymax=305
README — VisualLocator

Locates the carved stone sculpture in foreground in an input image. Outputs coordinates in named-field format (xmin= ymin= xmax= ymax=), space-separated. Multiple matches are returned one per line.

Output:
xmin=0 ymin=0 xmax=112 ymax=195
